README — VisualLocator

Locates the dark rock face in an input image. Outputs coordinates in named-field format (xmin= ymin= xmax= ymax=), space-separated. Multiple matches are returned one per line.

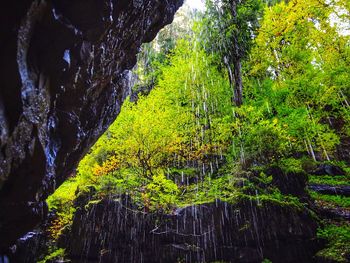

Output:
xmin=337 ymin=136 xmax=350 ymax=164
xmin=8 ymin=230 xmax=48 ymax=263
xmin=0 ymin=0 xmax=183 ymax=251
xmin=64 ymin=197 xmax=319 ymax=263
xmin=267 ymin=166 xmax=308 ymax=197
xmin=315 ymin=205 xmax=350 ymax=221
xmin=311 ymin=164 xmax=346 ymax=176
xmin=309 ymin=184 xmax=350 ymax=197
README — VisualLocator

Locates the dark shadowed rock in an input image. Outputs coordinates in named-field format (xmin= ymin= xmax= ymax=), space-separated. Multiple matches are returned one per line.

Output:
xmin=311 ymin=164 xmax=346 ymax=176
xmin=8 ymin=231 xmax=48 ymax=263
xmin=0 ymin=0 xmax=183 ymax=251
xmin=309 ymin=184 xmax=350 ymax=197
xmin=315 ymin=205 xmax=350 ymax=221
xmin=63 ymin=197 xmax=319 ymax=263
xmin=267 ymin=166 xmax=308 ymax=197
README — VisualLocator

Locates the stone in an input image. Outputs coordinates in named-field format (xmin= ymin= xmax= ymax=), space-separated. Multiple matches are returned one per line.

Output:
xmin=311 ymin=164 xmax=346 ymax=176
xmin=267 ymin=166 xmax=308 ymax=197
xmin=309 ymin=184 xmax=350 ymax=197
xmin=63 ymin=197 xmax=320 ymax=263
xmin=0 ymin=0 xmax=183 ymax=251
xmin=8 ymin=231 xmax=48 ymax=263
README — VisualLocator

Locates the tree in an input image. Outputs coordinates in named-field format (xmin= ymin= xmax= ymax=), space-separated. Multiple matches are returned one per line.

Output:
xmin=78 ymin=37 xmax=232 ymax=182
xmin=133 ymin=4 xmax=197 ymax=94
xmin=244 ymin=0 xmax=350 ymax=162
xmin=200 ymin=0 xmax=262 ymax=106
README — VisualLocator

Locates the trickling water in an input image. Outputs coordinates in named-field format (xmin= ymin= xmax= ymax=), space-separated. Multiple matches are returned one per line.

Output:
xmin=63 ymin=49 xmax=71 ymax=66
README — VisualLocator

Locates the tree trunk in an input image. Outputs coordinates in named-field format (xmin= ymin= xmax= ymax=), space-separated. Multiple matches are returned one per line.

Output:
xmin=233 ymin=57 xmax=243 ymax=106
xmin=224 ymin=56 xmax=235 ymax=105
xmin=229 ymin=0 xmax=243 ymax=107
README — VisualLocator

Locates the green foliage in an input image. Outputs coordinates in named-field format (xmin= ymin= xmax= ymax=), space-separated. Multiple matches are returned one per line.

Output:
xmin=45 ymin=1 xmax=350 ymax=257
xmin=277 ymin=158 xmax=304 ymax=173
xmin=96 ymin=173 xmax=130 ymax=196
xmin=310 ymin=192 xmax=350 ymax=208
xmin=317 ymin=223 xmax=350 ymax=262
xmin=108 ymin=95 xmax=187 ymax=178
xmin=134 ymin=5 xmax=196 ymax=89
xmin=46 ymin=179 xmax=78 ymax=239
xmin=143 ymin=172 xmax=179 ymax=212
xmin=47 ymin=179 xmax=78 ymax=211
xmin=201 ymin=0 xmax=262 ymax=62
xmin=236 ymin=0 xmax=350 ymax=165
xmin=309 ymin=175 xmax=349 ymax=186
xmin=232 ymin=110 xmax=291 ymax=165
xmin=81 ymin=38 xmax=232 ymax=181
xmin=38 ymin=248 xmax=65 ymax=263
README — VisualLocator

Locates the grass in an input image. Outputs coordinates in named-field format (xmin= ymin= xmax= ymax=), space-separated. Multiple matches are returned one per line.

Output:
xmin=309 ymin=175 xmax=349 ymax=186
xmin=310 ymin=191 xmax=350 ymax=208
xmin=317 ymin=223 xmax=350 ymax=262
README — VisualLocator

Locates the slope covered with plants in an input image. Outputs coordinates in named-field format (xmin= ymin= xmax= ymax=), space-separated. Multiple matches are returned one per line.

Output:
xmin=24 ymin=1 xmax=350 ymax=262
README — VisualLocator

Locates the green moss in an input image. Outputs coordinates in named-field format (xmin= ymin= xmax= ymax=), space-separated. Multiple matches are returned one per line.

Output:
xmin=309 ymin=175 xmax=349 ymax=186
xmin=344 ymin=167 xmax=350 ymax=176
xmin=47 ymin=179 xmax=79 ymax=211
xmin=46 ymin=179 xmax=79 ymax=239
xmin=317 ymin=223 xmax=350 ymax=262
xmin=310 ymin=192 xmax=350 ymax=208
xmin=239 ymin=191 xmax=304 ymax=210
xmin=277 ymin=158 xmax=304 ymax=173
xmin=38 ymin=248 xmax=66 ymax=263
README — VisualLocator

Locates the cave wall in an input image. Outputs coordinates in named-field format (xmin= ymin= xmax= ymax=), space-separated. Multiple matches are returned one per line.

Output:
xmin=0 ymin=0 xmax=183 ymax=251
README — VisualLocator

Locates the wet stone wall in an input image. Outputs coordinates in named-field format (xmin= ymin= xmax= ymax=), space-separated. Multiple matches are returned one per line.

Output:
xmin=63 ymin=197 xmax=319 ymax=263
xmin=0 ymin=0 xmax=183 ymax=251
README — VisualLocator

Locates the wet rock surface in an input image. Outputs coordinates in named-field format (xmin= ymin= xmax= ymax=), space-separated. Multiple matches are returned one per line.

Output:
xmin=309 ymin=183 xmax=350 ymax=221
xmin=309 ymin=184 xmax=350 ymax=197
xmin=8 ymin=230 xmax=48 ymax=263
xmin=316 ymin=205 xmax=350 ymax=221
xmin=0 ymin=0 xmax=183 ymax=251
xmin=311 ymin=164 xmax=346 ymax=176
xmin=63 ymin=197 xmax=319 ymax=263
xmin=267 ymin=166 xmax=308 ymax=197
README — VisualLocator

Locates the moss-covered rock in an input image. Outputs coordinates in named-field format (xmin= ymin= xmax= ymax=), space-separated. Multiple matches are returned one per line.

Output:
xmin=266 ymin=165 xmax=308 ymax=197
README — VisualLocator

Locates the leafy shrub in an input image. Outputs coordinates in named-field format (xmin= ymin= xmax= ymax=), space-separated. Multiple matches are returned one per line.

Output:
xmin=46 ymin=180 xmax=78 ymax=239
xmin=143 ymin=172 xmax=179 ymax=212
